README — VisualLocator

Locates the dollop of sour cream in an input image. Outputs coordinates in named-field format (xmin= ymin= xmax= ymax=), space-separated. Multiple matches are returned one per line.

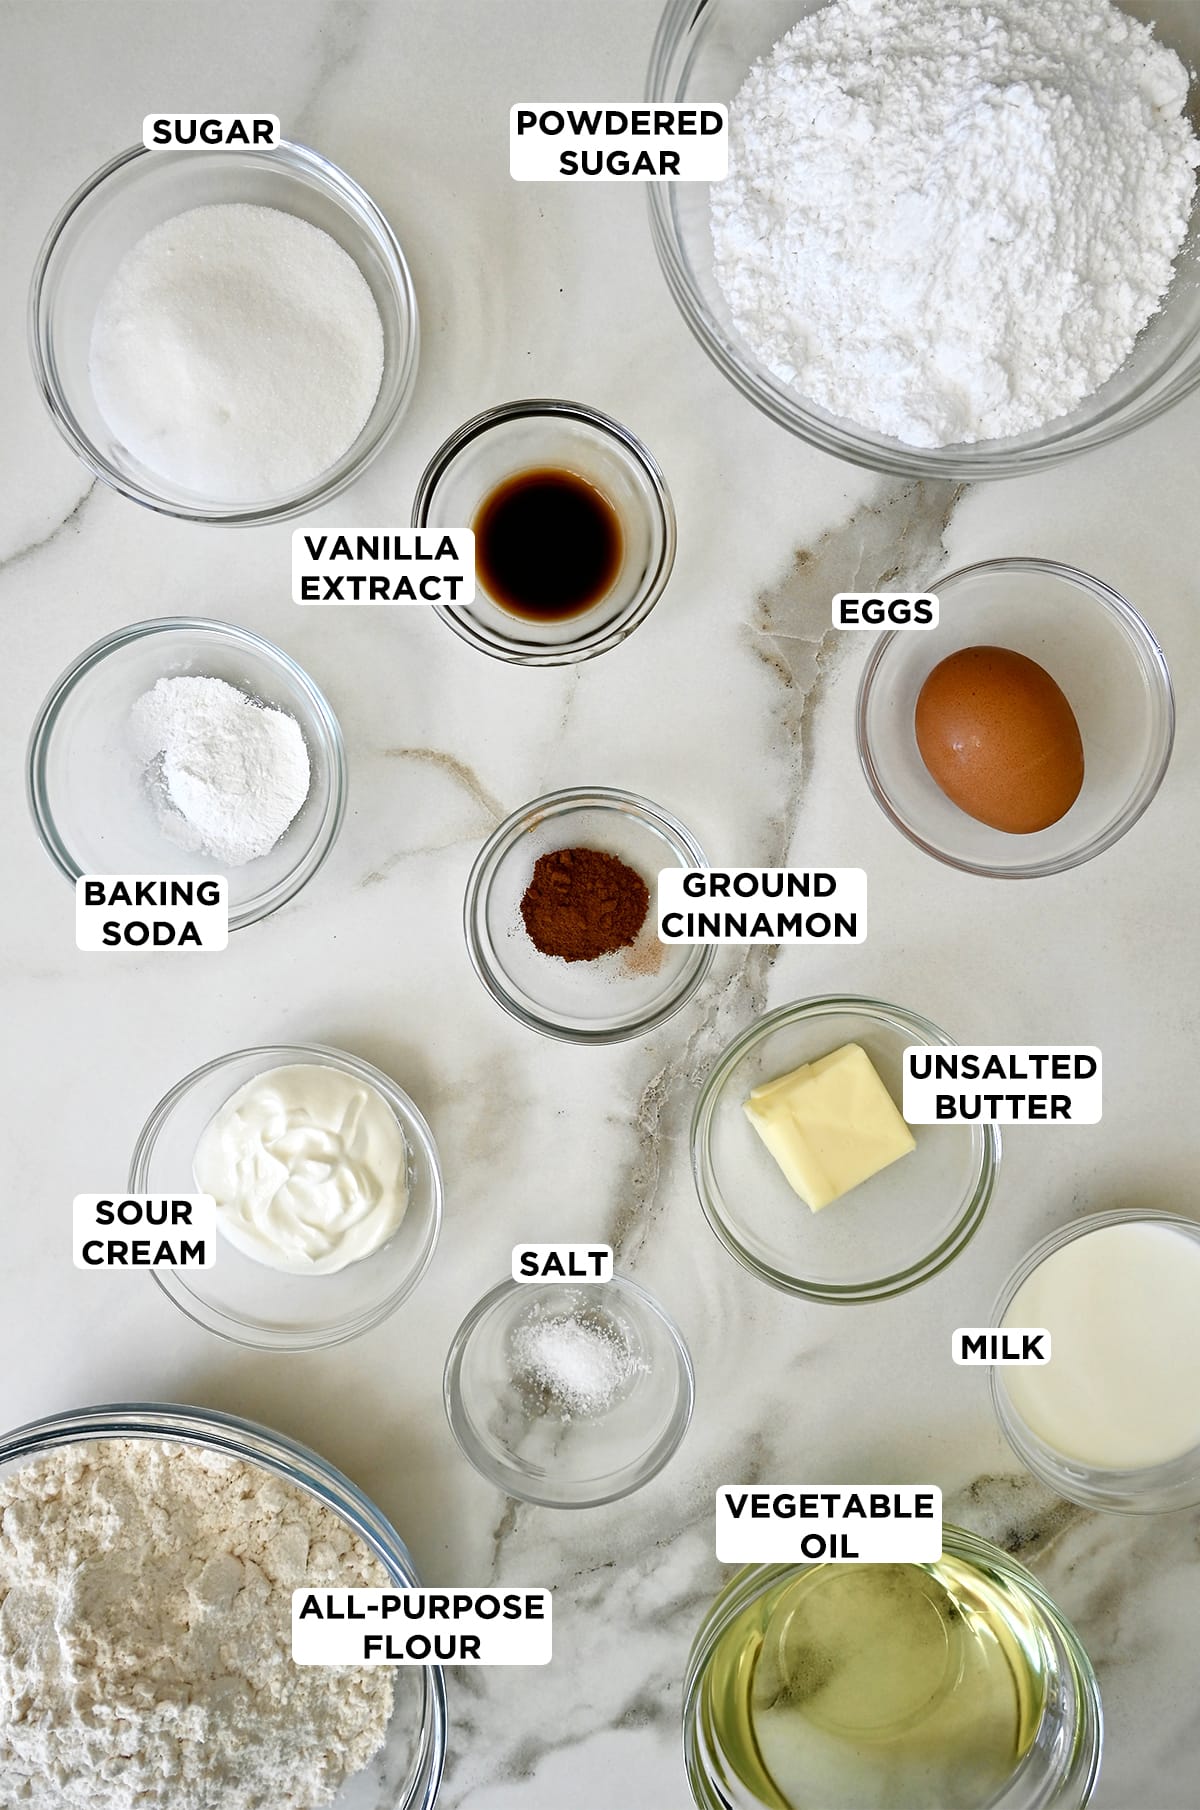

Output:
xmin=194 ymin=1063 xmax=410 ymax=1274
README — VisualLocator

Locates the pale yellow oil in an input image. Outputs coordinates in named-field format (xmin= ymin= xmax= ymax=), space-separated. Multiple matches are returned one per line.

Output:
xmin=699 ymin=1559 xmax=1047 ymax=1810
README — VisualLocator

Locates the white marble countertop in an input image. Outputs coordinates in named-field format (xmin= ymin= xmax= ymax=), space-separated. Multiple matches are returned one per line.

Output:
xmin=3 ymin=2 xmax=1200 ymax=1805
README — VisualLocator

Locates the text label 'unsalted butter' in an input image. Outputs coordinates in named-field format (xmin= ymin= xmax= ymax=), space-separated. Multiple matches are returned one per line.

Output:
xmin=716 ymin=1487 xmax=942 ymax=1564
xmin=903 ymin=1047 xmax=1102 ymax=1124
xmin=512 ymin=1244 xmax=613 ymax=1283
xmin=76 ymin=876 xmax=228 ymax=952
xmin=292 ymin=530 xmax=475 ymax=605
xmin=510 ymin=104 xmax=728 ymax=180
xmin=658 ymin=868 xmax=866 ymax=944
xmin=292 ymin=1589 xmax=551 ymax=1665
xmin=73 ymin=1195 xmax=216 ymax=1270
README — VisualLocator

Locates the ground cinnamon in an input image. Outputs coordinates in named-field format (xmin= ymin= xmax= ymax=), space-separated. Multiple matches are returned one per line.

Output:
xmin=520 ymin=845 xmax=650 ymax=962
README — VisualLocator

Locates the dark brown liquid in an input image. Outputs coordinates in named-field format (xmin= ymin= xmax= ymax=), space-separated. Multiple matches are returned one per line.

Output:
xmin=473 ymin=467 xmax=623 ymax=621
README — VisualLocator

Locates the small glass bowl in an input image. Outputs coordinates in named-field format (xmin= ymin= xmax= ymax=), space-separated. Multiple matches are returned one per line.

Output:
xmin=0 ymin=1402 xmax=446 ymax=1810
xmin=692 ymin=995 xmax=998 ymax=1302
xmin=30 ymin=140 xmax=419 ymax=523
xmin=27 ymin=617 xmax=346 ymax=933
xmin=412 ymin=400 xmax=676 ymax=664
xmin=464 ymin=786 xmax=714 ymax=1043
xmin=443 ymin=1275 xmax=695 ymax=1507
xmin=991 ymin=1211 xmax=1200 ymax=1514
xmin=130 ymin=1044 xmax=443 ymax=1351
xmin=856 ymin=559 xmax=1174 ymax=879
xmin=683 ymin=1531 xmax=1103 ymax=1810
xmin=649 ymin=0 xmax=1200 ymax=479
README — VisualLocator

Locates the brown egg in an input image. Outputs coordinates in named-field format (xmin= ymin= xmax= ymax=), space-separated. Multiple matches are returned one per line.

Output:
xmin=915 ymin=646 xmax=1084 ymax=834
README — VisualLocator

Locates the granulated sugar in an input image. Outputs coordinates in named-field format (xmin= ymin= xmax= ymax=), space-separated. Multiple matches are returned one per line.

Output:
xmin=711 ymin=0 xmax=1199 ymax=447
xmin=90 ymin=202 xmax=384 ymax=500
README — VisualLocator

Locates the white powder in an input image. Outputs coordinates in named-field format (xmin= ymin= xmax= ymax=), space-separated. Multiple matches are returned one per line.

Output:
xmin=130 ymin=675 xmax=311 ymax=867
xmin=90 ymin=203 xmax=384 ymax=501
xmin=511 ymin=1303 xmax=643 ymax=1420
xmin=711 ymin=0 xmax=1200 ymax=447
xmin=0 ymin=1439 xmax=394 ymax=1810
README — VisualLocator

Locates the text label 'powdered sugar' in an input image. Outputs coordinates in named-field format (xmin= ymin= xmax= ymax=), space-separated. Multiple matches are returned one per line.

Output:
xmin=292 ymin=1589 xmax=552 ymax=1665
xmin=510 ymin=104 xmax=727 ymax=181
xmin=953 ymin=1328 xmax=1051 ymax=1365
xmin=142 ymin=114 xmax=280 ymax=150
xmin=76 ymin=876 xmax=228 ymax=952
xmin=73 ymin=1195 xmax=216 ymax=1270
xmin=658 ymin=868 xmax=866 ymax=944
xmin=512 ymin=1244 xmax=614 ymax=1284
xmin=833 ymin=592 xmax=939 ymax=630
xmin=716 ymin=1487 xmax=943 ymax=1564
xmin=292 ymin=529 xmax=475 ymax=605
xmin=903 ymin=1047 xmax=1102 ymax=1124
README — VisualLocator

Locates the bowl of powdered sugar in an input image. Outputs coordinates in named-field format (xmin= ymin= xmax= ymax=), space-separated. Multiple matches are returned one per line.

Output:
xmin=28 ymin=617 xmax=346 ymax=930
xmin=0 ymin=1402 xmax=446 ymax=1810
xmin=649 ymin=0 xmax=1200 ymax=476
xmin=30 ymin=140 xmax=418 ymax=520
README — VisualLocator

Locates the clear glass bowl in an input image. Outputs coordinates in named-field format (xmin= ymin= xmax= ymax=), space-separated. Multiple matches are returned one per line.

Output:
xmin=647 ymin=0 xmax=1200 ymax=478
xmin=30 ymin=140 xmax=419 ymax=522
xmin=130 ymin=1044 xmax=443 ymax=1350
xmin=692 ymin=995 xmax=999 ymax=1301
xmin=991 ymin=1211 xmax=1200 ymax=1514
xmin=463 ymin=786 xmax=714 ymax=1043
xmin=856 ymin=559 xmax=1174 ymax=879
xmin=683 ymin=1531 xmax=1103 ymax=1810
xmin=412 ymin=400 xmax=676 ymax=664
xmin=0 ymin=1402 xmax=446 ymax=1810
xmin=27 ymin=617 xmax=347 ymax=932
xmin=443 ymin=1275 xmax=695 ymax=1507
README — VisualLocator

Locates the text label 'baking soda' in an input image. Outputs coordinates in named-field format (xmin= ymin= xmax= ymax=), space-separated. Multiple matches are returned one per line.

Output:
xmin=76 ymin=876 xmax=228 ymax=952
xmin=292 ymin=530 xmax=475 ymax=605
xmin=73 ymin=1196 xmax=216 ymax=1270
xmin=716 ymin=1487 xmax=942 ymax=1565
xmin=953 ymin=1328 xmax=1051 ymax=1365
xmin=292 ymin=1589 xmax=552 ymax=1666
xmin=510 ymin=104 xmax=728 ymax=181
xmin=658 ymin=868 xmax=866 ymax=945
xmin=833 ymin=592 xmax=939 ymax=630
xmin=143 ymin=114 xmax=280 ymax=149
xmin=903 ymin=1046 xmax=1102 ymax=1124
xmin=512 ymin=1243 xmax=614 ymax=1284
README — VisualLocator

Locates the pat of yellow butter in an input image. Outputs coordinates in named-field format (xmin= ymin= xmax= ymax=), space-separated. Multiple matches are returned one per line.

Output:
xmin=743 ymin=1041 xmax=916 ymax=1211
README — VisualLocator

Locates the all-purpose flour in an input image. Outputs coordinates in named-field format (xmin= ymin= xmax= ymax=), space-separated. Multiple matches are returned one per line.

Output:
xmin=0 ymin=1440 xmax=394 ymax=1809
xmin=711 ymin=0 xmax=1200 ymax=447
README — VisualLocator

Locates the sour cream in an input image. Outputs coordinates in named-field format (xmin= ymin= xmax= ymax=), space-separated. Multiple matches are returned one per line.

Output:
xmin=194 ymin=1063 xmax=409 ymax=1274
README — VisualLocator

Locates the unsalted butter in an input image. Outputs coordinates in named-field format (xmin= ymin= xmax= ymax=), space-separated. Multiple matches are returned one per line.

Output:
xmin=743 ymin=1042 xmax=915 ymax=1211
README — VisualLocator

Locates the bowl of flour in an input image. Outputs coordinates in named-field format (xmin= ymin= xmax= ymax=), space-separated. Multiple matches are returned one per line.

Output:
xmin=648 ymin=0 xmax=1200 ymax=476
xmin=0 ymin=1403 xmax=446 ymax=1810
xmin=30 ymin=140 xmax=419 ymax=521
xmin=28 ymin=617 xmax=346 ymax=932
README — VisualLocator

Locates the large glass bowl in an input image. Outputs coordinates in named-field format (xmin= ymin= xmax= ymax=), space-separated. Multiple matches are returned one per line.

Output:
xmin=29 ymin=140 xmax=419 ymax=522
xmin=647 ymin=0 xmax=1200 ymax=478
xmin=0 ymin=1402 xmax=447 ymax=1810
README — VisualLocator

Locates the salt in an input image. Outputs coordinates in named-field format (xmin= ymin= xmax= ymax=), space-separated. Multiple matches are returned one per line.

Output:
xmin=510 ymin=1304 xmax=642 ymax=1420
xmin=89 ymin=202 xmax=384 ymax=501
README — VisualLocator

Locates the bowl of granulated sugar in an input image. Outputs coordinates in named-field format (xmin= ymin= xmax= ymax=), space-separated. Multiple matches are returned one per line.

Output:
xmin=30 ymin=140 xmax=418 ymax=521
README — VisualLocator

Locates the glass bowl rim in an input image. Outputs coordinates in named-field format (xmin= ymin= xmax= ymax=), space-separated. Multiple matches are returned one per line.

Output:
xmin=462 ymin=783 xmax=715 ymax=1044
xmin=855 ymin=556 xmax=1175 ymax=880
xmin=989 ymin=1208 xmax=1200 ymax=1513
xmin=645 ymin=0 xmax=1200 ymax=480
xmin=412 ymin=397 xmax=678 ymax=666
xmin=28 ymin=137 xmax=420 ymax=525
xmin=691 ymin=992 xmax=1000 ymax=1302
xmin=129 ymin=1042 xmax=444 ymax=1351
xmin=0 ymin=1399 xmax=447 ymax=1810
xmin=26 ymin=614 xmax=348 ymax=932
xmin=442 ymin=1272 xmax=696 ymax=1508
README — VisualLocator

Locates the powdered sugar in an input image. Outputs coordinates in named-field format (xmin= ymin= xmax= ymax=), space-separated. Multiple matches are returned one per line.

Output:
xmin=711 ymin=0 xmax=1200 ymax=447
xmin=130 ymin=675 xmax=311 ymax=866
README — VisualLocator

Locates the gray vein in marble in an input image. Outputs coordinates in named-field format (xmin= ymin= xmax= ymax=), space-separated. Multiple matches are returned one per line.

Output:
xmin=0 ymin=478 xmax=96 ymax=574
xmin=383 ymin=745 xmax=505 ymax=823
